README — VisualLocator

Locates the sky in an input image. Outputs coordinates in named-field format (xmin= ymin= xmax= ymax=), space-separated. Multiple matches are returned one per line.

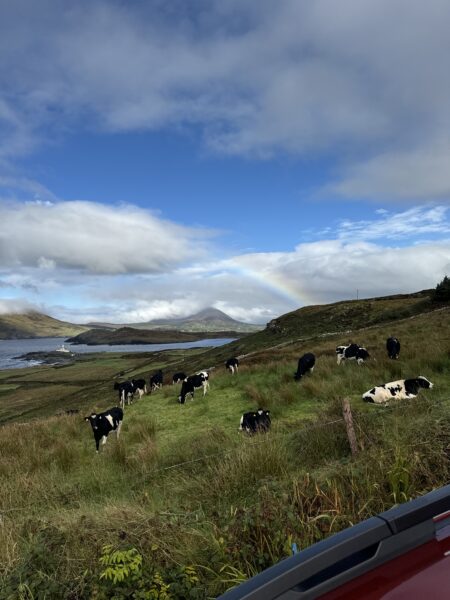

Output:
xmin=0 ymin=0 xmax=449 ymax=325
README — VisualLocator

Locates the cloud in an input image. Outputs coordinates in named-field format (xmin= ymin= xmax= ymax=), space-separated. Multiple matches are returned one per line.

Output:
xmin=0 ymin=298 xmax=41 ymax=315
xmin=0 ymin=200 xmax=213 ymax=273
xmin=331 ymin=140 xmax=450 ymax=200
xmin=2 ymin=1 xmax=450 ymax=198
xmin=232 ymin=239 xmax=450 ymax=304
xmin=336 ymin=205 xmax=450 ymax=242
xmin=2 ymin=203 xmax=449 ymax=324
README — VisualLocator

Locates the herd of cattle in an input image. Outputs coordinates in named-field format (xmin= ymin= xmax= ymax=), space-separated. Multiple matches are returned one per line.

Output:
xmin=85 ymin=335 xmax=434 ymax=452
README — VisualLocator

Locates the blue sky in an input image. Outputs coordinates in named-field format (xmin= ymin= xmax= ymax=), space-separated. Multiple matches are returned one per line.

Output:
xmin=0 ymin=0 xmax=449 ymax=324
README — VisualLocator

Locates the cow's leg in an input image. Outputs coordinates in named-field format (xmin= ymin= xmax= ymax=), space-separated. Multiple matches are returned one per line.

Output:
xmin=102 ymin=435 xmax=107 ymax=446
xmin=230 ymin=365 xmax=235 ymax=375
xmin=116 ymin=421 xmax=122 ymax=439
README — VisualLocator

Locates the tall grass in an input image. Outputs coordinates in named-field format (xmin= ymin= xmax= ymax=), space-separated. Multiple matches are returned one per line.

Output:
xmin=0 ymin=308 xmax=448 ymax=597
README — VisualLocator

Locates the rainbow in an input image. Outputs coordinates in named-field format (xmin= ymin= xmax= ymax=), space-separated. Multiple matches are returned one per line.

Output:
xmin=228 ymin=262 xmax=316 ymax=308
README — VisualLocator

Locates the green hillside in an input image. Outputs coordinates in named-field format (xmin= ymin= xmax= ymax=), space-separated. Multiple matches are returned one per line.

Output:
xmin=0 ymin=311 xmax=88 ymax=339
xmin=214 ymin=288 xmax=438 ymax=355
xmin=66 ymin=327 xmax=244 ymax=345
xmin=0 ymin=292 xmax=448 ymax=598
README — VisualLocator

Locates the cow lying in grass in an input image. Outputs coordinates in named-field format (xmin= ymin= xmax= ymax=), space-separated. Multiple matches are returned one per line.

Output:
xmin=362 ymin=376 xmax=433 ymax=405
xmin=239 ymin=409 xmax=271 ymax=434
xmin=85 ymin=407 xmax=123 ymax=453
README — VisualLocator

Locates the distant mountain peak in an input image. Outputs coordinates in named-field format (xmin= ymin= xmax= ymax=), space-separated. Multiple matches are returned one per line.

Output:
xmin=182 ymin=307 xmax=236 ymax=322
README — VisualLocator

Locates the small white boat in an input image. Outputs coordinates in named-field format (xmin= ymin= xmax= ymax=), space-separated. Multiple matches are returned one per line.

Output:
xmin=55 ymin=343 xmax=71 ymax=353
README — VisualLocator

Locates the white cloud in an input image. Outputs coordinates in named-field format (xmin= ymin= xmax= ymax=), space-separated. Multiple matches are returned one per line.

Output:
xmin=232 ymin=239 xmax=450 ymax=304
xmin=0 ymin=298 xmax=41 ymax=315
xmin=1 ymin=201 xmax=448 ymax=324
xmin=332 ymin=140 xmax=450 ymax=200
xmin=0 ymin=200 xmax=213 ymax=274
xmin=336 ymin=205 xmax=450 ymax=241
xmin=2 ymin=1 xmax=450 ymax=198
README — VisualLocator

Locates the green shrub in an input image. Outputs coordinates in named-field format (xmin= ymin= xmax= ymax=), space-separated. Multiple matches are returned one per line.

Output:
xmin=433 ymin=276 xmax=450 ymax=302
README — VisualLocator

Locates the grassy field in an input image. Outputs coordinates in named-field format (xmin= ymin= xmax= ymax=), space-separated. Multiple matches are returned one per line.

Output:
xmin=0 ymin=301 xmax=448 ymax=598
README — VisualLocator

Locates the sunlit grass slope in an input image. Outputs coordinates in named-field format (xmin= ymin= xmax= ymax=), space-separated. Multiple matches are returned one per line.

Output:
xmin=0 ymin=302 xmax=448 ymax=598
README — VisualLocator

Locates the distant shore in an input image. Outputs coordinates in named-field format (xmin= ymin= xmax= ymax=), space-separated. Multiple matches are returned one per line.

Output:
xmin=65 ymin=327 xmax=247 ymax=345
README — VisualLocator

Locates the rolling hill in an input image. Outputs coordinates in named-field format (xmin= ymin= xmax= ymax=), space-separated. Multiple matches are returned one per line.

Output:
xmin=0 ymin=311 xmax=88 ymax=340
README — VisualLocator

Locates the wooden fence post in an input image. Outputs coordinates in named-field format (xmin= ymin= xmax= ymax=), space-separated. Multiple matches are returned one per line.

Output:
xmin=342 ymin=398 xmax=358 ymax=456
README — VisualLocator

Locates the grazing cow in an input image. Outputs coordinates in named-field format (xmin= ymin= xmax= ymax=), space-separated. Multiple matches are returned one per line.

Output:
xmin=178 ymin=372 xmax=209 ymax=404
xmin=149 ymin=370 xmax=163 ymax=393
xmin=196 ymin=370 xmax=210 ymax=392
xmin=336 ymin=344 xmax=370 ymax=365
xmin=131 ymin=378 xmax=147 ymax=399
xmin=294 ymin=352 xmax=316 ymax=381
xmin=362 ymin=376 xmax=433 ymax=405
xmin=386 ymin=337 xmax=401 ymax=360
xmin=239 ymin=409 xmax=271 ymax=434
xmin=85 ymin=407 xmax=123 ymax=453
xmin=113 ymin=381 xmax=134 ymax=408
xmin=226 ymin=357 xmax=239 ymax=374
xmin=172 ymin=372 xmax=187 ymax=385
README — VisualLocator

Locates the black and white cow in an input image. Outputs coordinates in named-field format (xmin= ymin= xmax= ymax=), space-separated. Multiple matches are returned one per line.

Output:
xmin=386 ymin=337 xmax=401 ymax=360
xmin=85 ymin=406 xmax=123 ymax=453
xmin=149 ymin=370 xmax=163 ymax=393
xmin=294 ymin=352 xmax=316 ymax=381
xmin=131 ymin=378 xmax=147 ymax=399
xmin=113 ymin=381 xmax=134 ymax=408
xmin=362 ymin=376 xmax=433 ymax=405
xmin=196 ymin=370 xmax=210 ymax=392
xmin=172 ymin=372 xmax=187 ymax=385
xmin=226 ymin=357 xmax=239 ymax=375
xmin=239 ymin=409 xmax=271 ymax=434
xmin=336 ymin=344 xmax=370 ymax=365
xmin=178 ymin=372 xmax=209 ymax=404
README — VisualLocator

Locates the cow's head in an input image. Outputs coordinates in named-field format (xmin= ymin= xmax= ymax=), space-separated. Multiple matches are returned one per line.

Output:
xmin=85 ymin=414 xmax=98 ymax=428
xmin=417 ymin=376 xmax=433 ymax=389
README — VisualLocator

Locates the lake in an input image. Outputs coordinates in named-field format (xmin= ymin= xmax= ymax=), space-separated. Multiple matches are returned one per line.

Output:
xmin=0 ymin=336 xmax=237 ymax=370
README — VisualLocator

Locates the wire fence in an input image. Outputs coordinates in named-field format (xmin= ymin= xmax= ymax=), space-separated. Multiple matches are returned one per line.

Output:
xmin=138 ymin=391 xmax=450 ymax=480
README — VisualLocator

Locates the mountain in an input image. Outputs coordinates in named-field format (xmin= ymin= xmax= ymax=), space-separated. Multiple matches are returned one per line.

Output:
xmin=0 ymin=311 xmax=88 ymax=340
xmin=87 ymin=307 xmax=263 ymax=333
